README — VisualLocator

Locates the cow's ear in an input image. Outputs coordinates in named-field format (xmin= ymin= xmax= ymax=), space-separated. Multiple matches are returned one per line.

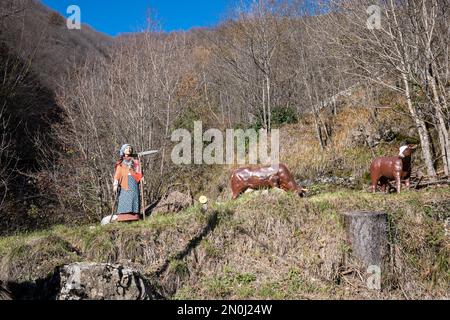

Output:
xmin=409 ymin=144 xmax=418 ymax=150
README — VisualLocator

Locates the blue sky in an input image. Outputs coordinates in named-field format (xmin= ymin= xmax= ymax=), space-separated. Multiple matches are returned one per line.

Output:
xmin=41 ymin=0 xmax=238 ymax=36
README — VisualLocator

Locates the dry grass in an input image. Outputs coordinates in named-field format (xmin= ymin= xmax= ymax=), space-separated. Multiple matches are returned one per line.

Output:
xmin=177 ymin=188 xmax=449 ymax=299
xmin=0 ymin=184 xmax=448 ymax=300
xmin=280 ymin=104 xmax=417 ymax=184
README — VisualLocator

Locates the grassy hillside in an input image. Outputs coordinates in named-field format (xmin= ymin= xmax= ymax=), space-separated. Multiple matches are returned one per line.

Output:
xmin=1 ymin=187 xmax=448 ymax=299
xmin=1 ymin=64 xmax=446 ymax=299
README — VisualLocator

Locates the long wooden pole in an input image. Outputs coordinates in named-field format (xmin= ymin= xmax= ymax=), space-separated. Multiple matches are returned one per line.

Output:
xmin=136 ymin=150 xmax=157 ymax=221
xmin=139 ymin=155 xmax=145 ymax=221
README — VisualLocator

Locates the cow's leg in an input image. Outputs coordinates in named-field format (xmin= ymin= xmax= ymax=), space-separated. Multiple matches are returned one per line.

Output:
xmin=395 ymin=173 xmax=401 ymax=194
xmin=405 ymin=178 xmax=411 ymax=190
xmin=379 ymin=177 xmax=388 ymax=193
xmin=370 ymin=175 xmax=379 ymax=193
xmin=268 ymin=176 xmax=280 ymax=189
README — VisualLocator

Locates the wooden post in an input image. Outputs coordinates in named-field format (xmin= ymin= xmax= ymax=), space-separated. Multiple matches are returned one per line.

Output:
xmin=343 ymin=211 xmax=389 ymax=269
xmin=138 ymin=155 xmax=145 ymax=221
xmin=135 ymin=150 xmax=158 ymax=220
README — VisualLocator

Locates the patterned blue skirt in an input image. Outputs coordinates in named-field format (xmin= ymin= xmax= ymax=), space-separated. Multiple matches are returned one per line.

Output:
xmin=117 ymin=175 xmax=140 ymax=214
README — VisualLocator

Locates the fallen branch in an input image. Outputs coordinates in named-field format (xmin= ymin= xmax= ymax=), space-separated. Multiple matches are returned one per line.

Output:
xmin=413 ymin=176 xmax=423 ymax=189
xmin=416 ymin=179 xmax=450 ymax=189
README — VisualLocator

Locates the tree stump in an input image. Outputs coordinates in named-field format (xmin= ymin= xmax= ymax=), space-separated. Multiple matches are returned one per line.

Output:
xmin=343 ymin=211 xmax=389 ymax=269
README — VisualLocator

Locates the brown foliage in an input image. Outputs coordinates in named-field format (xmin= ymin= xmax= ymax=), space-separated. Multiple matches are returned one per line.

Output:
xmin=48 ymin=12 xmax=65 ymax=26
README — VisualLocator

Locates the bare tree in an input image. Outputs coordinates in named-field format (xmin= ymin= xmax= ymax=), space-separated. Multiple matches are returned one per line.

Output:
xmin=321 ymin=0 xmax=448 ymax=177
xmin=208 ymin=0 xmax=292 ymax=131
xmin=287 ymin=12 xmax=354 ymax=149
xmin=412 ymin=0 xmax=450 ymax=176
xmin=0 ymin=0 xmax=26 ymax=22
xmin=0 ymin=105 xmax=16 ymax=210
xmin=45 ymin=25 xmax=194 ymax=220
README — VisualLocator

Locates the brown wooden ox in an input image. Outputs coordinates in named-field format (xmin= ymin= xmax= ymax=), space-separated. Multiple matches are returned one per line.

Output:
xmin=370 ymin=144 xmax=417 ymax=194
xmin=230 ymin=163 xmax=307 ymax=199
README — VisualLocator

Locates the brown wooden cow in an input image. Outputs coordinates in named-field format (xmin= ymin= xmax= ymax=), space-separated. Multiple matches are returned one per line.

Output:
xmin=230 ymin=163 xmax=307 ymax=199
xmin=370 ymin=144 xmax=417 ymax=194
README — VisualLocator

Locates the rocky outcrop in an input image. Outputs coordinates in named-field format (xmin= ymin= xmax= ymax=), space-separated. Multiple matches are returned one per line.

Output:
xmin=152 ymin=191 xmax=193 ymax=214
xmin=47 ymin=262 xmax=162 ymax=300
xmin=349 ymin=126 xmax=398 ymax=148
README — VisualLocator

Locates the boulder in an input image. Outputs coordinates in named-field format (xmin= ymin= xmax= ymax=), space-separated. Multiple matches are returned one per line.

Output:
xmin=349 ymin=125 xmax=398 ymax=148
xmin=48 ymin=262 xmax=161 ymax=300
xmin=152 ymin=191 xmax=193 ymax=214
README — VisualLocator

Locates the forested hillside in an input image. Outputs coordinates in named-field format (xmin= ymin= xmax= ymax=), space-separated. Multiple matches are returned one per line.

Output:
xmin=0 ymin=0 xmax=112 ymax=232
xmin=0 ymin=0 xmax=448 ymax=300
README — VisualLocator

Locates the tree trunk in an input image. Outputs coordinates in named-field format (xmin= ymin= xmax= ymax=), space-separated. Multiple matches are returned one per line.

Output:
xmin=262 ymin=82 xmax=267 ymax=130
xmin=266 ymin=74 xmax=271 ymax=131
xmin=402 ymin=73 xmax=436 ymax=177
xmin=436 ymin=123 xmax=449 ymax=176
xmin=313 ymin=110 xmax=325 ymax=150
xmin=343 ymin=211 xmax=389 ymax=269
xmin=428 ymin=67 xmax=450 ymax=176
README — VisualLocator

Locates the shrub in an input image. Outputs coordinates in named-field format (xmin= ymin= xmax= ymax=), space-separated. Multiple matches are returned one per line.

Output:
xmin=48 ymin=12 xmax=65 ymax=26
xmin=251 ymin=106 xmax=298 ymax=130
xmin=270 ymin=106 xmax=298 ymax=128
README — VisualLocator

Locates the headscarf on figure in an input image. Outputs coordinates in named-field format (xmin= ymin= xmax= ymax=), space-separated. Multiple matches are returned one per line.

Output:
xmin=115 ymin=144 xmax=131 ymax=169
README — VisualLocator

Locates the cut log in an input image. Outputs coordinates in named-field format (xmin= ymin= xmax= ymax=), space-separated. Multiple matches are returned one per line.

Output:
xmin=343 ymin=211 xmax=389 ymax=269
